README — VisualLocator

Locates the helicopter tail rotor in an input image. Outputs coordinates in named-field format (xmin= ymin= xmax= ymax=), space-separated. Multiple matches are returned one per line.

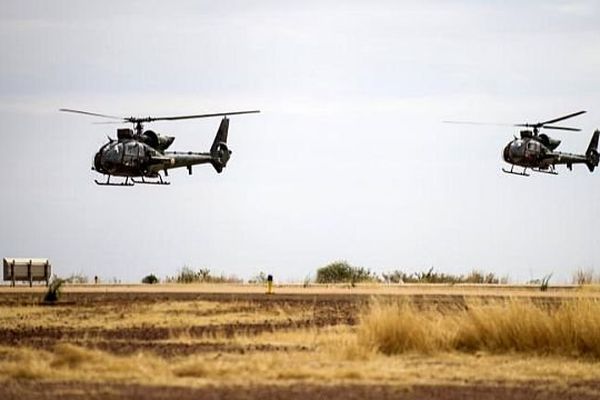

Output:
xmin=210 ymin=117 xmax=232 ymax=173
xmin=586 ymin=130 xmax=600 ymax=172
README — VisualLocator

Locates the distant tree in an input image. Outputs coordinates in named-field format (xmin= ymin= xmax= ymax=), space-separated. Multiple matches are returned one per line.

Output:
xmin=573 ymin=268 xmax=594 ymax=285
xmin=142 ymin=274 xmax=159 ymax=284
xmin=316 ymin=261 xmax=375 ymax=284
xmin=176 ymin=266 xmax=197 ymax=283
xmin=65 ymin=272 xmax=89 ymax=284
xmin=249 ymin=271 xmax=268 ymax=284
xmin=382 ymin=270 xmax=407 ymax=284
xmin=198 ymin=268 xmax=211 ymax=282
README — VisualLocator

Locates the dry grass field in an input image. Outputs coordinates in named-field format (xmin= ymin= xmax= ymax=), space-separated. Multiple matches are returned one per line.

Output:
xmin=1 ymin=284 xmax=600 ymax=399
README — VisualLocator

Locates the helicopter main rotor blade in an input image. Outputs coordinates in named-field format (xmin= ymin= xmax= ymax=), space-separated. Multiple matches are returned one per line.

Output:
xmin=446 ymin=111 xmax=586 ymax=132
xmin=538 ymin=110 xmax=586 ymax=126
xmin=145 ymin=110 xmax=260 ymax=122
xmin=442 ymin=120 xmax=514 ymax=126
xmin=59 ymin=108 xmax=125 ymax=120
xmin=514 ymin=123 xmax=581 ymax=131
xmin=539 ymin=125 xmax=581 ymax=132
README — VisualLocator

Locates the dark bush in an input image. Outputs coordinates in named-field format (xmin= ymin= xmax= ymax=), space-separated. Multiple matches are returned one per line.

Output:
xmin=43 ymin=277 xmax=64 ymax=303
xmin=464 ymin=270 xmax=500 ymax=284
xmin=142 ymin=274 xmax=159 ymax=284
xmin=316 ymin=261 xmax=375 ymax=284
xmin=382 ymin=268 xmax=503 ymax=284
xmin=165 ymin=266 xmax=242 ymax=284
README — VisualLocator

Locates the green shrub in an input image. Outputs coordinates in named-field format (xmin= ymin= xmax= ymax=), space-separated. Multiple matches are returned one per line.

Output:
xmin=176 ymin=266 xmax=197 ymax=283
xmin=381 ymin=270 xmax=407 ymax=283
xmin=141 ymin=274 xmax=159 ymax=284
xmin=165 ymin=266 xmax=242 ymax=284
xmin=316 ymin=261 xmax=375 ymax=284
xmin=464 ymin=270 xmax=500 ymax=284
xmin=540 ymin=274 xmax=552 ymax=291
xmin=43 ymin=277 xmax=65 ymax=303
xmin=382 ymin=268 xmax=503 ymax=284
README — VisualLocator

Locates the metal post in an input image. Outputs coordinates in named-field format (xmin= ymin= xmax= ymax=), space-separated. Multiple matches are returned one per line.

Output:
xmin=28 ymin=259 xmax=32 ymax=287
xmin=44 ymin=261 xmax=49 ymax=287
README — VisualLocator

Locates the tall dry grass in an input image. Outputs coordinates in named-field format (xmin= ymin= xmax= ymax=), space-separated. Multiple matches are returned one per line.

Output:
xmin=357 ymin=298 xmax=600 ymax=357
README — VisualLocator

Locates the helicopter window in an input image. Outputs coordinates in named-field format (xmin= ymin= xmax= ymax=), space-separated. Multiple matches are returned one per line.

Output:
xmin=527 ymin=142 xmax=537 ymax=150
xmin=511 ymin=140 xmax=523 ymax=150
xmin=125 ymin=142 xmax=139 ymax=156
xmin=105 ymin=143 xmax=122 ymax=162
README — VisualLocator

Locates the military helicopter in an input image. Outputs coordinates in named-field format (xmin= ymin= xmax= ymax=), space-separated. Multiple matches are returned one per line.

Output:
xmin=60 ymin=108 xmax=259 ymax=186
xmin=445 ymin=111 xmax=599 ymax=176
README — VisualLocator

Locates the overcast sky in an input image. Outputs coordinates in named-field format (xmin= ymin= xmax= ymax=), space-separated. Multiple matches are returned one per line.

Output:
xmin=1 ymin=0 xmax=599 ymax=283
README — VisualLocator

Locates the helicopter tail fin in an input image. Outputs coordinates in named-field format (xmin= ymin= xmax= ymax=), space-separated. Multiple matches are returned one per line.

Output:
xmin=585 ymin=130 xmax=599 ymax=172
xmin=210 ymin=117 xmax=231 ymax=173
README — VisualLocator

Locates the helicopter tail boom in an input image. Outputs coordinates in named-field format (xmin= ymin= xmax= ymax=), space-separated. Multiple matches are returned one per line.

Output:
xmin=586 ymin=130 xmax=600 ymax=172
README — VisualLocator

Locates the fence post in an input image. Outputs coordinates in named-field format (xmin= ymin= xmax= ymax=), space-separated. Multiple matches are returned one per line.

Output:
xmin=28 ymin=259 xmax=32 ymax=287
xmin=44 ymin=261 xmax=49 ymax=287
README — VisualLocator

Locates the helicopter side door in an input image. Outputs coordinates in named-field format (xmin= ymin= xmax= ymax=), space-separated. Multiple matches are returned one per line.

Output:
xmin=524 ymin=140 xmax=541 ymax=160
xmin=122 ymin=141 xmax=144 ymax=168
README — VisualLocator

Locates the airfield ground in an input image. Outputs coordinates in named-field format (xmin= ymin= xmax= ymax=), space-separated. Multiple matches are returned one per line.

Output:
xmin=1 ymin=284 xmax=600 ymax=399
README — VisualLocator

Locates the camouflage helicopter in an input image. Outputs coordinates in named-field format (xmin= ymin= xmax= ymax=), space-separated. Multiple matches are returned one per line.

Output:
xmin=60 ymin=108 xmax=259 ymax=186
xmin=446 ymin=111 xmax=599 ymax=176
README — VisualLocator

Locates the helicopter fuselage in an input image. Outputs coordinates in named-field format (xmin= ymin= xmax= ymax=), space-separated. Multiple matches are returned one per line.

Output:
xmin=502 ymin=137 xmax=558 ymax=168
xmin=93 ymin=139 xmax=214 ymax=178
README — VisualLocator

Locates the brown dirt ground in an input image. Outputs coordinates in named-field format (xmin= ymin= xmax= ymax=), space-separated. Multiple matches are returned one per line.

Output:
xmin=0 ymin=291 xmax=572 ymax=356
xmin=3 ymin=380 xmax=600 ymax=400
xmin=0 ymin=291 xmax=359 ymax=356
xmin=2 ymin=288 xmax=600 ymax=399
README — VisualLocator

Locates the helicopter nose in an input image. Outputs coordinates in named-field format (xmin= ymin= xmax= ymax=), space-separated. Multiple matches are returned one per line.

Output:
xmin=93 ymin=151 xmax=102 ymax=171
xmin=502 ymin=144 xmax=511 ymax=163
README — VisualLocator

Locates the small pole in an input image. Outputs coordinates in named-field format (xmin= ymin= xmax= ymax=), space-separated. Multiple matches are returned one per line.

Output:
xmin=11 ymin=260 xmax=15 ymax=287
xmin=266 ymin=274 xmax=274 ymax=295
xmin=44 ymin=261 xmax=49 ymax=287
xmin=28 ymin=259 xmax=32 ymax=288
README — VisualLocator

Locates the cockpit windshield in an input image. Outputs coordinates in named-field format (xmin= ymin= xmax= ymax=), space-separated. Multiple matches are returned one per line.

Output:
xmin=104 ymin=142 xmax=122 ymax=162
xmin=512 ymin=140 xmax=524 ymax=148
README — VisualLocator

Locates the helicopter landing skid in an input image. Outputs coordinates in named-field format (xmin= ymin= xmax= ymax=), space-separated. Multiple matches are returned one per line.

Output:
xmin=94 ymin=176 xmax=134 ymax=186
xmin=131 ymin=176 xmax=170 ymax=185
xmin=531 ymin=167 xmax=558 ymax=175
xmin=502 ymin=166 xmax=529 ymax=177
